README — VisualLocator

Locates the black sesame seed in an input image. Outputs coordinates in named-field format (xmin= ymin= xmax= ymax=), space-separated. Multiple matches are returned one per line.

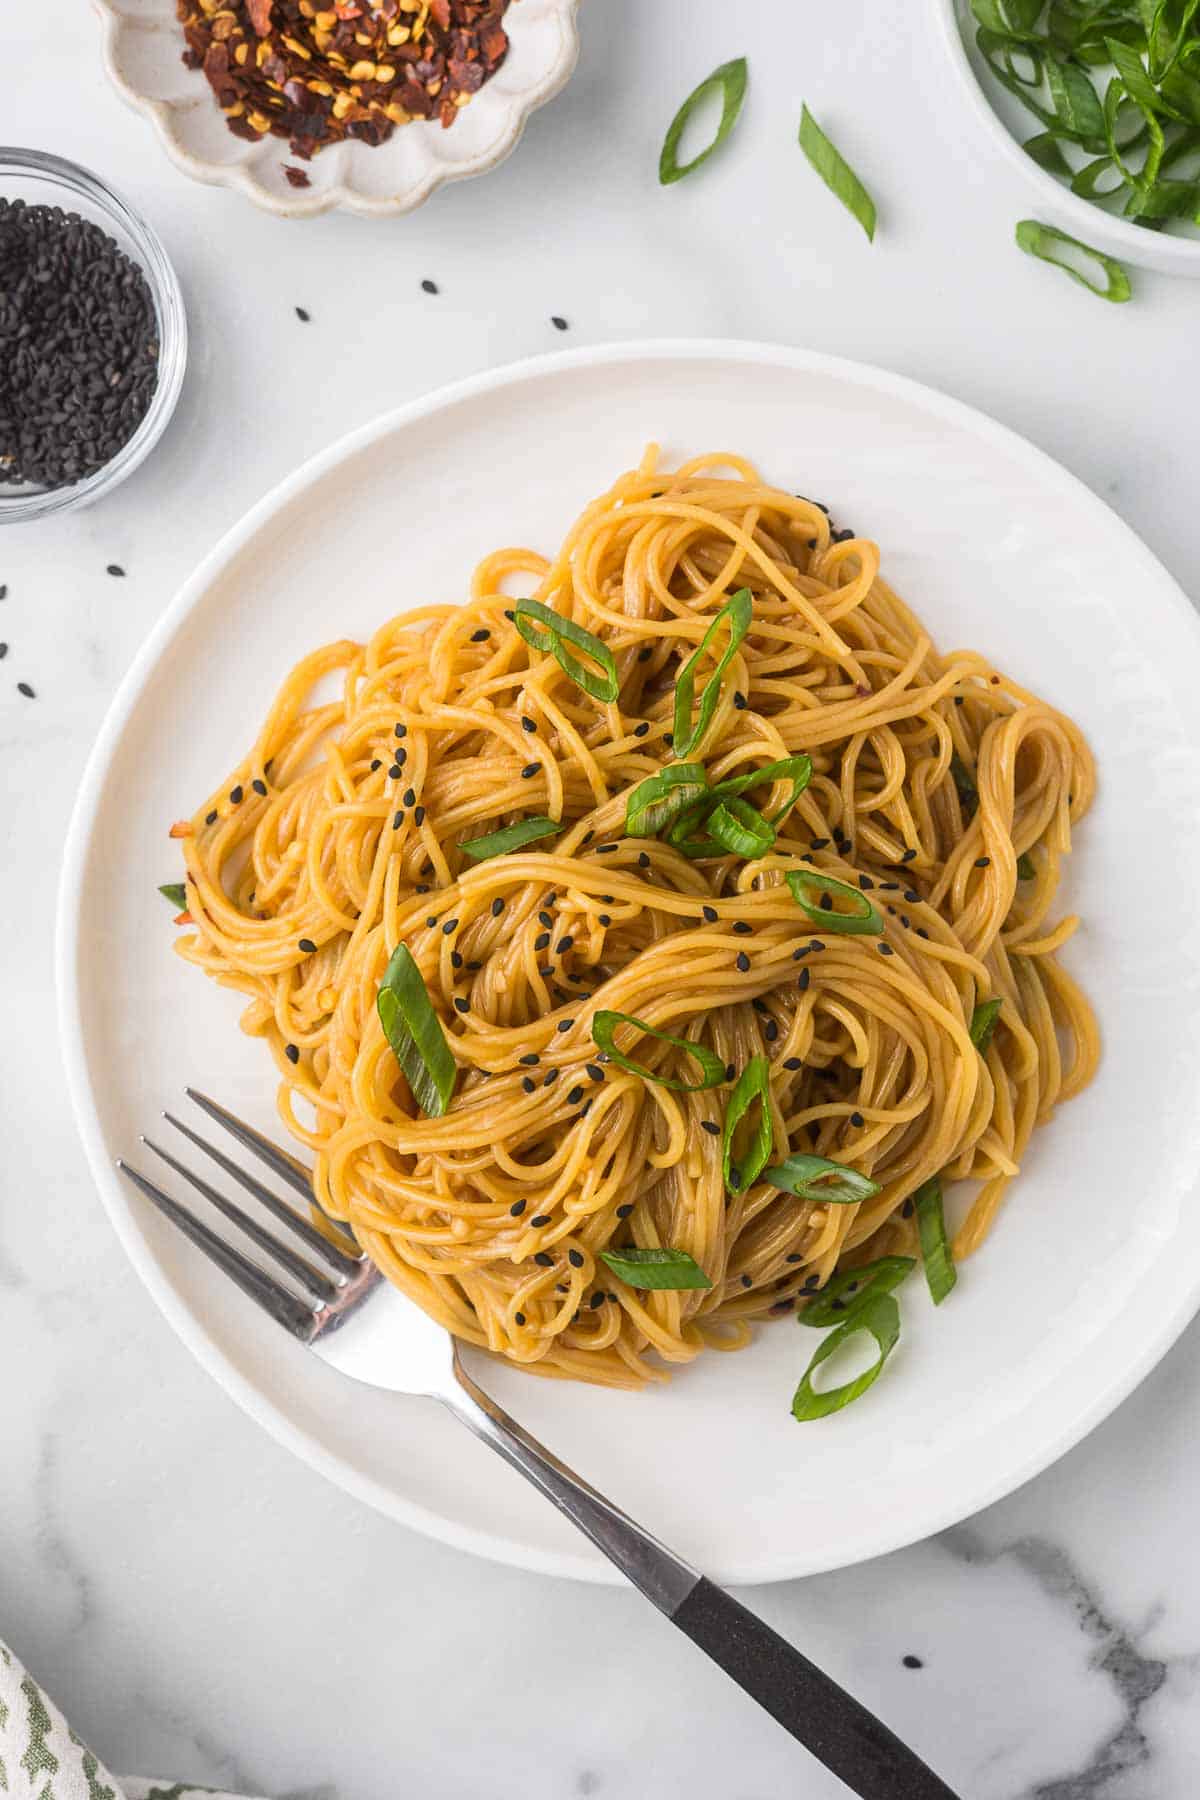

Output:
xmin=229 ymin=785 xmax=244 ymax=804
xmin=798 ymin=967 xmax=811 ymax=992
xmin=568 ymin=1249 xmax=585 ymax=1268
xmin=298 ymin=937 xmax=317 ymax=954
xmin=974 ymin=856 xmax=991 ymax=868
xmin=394 ymin=747 xmax=408 ymax=767
xmin=731 ymin=921 xmax=752 ymax=936
xmin=664 ymin=733 xmax=674 ymax=749
xmin=107 ymin=563 xmax=126 ymax=578
xmin=736 ymin=951 xmax=750 ymax=972
xmin=556 ymin=1019 xmax=573 ymax=1033
xmin=520 ymin=1053 xmax=539 ymax=1066
xmin=783 ymin=1057 xmax=803 ymax=1071
xmin=810 ymin=837 xmax=830 ymax=851
xmin=454 ymin=996 xmax=469 ymax=1013
xmin=859 ymin=875 xmax=874 ymax=890
xmin=901 ymin=848 xmax=917 ymax=863
xmin=466 ymin=960 xmax=483 ymax=972
xmin=426 ymin=915 xmax=438 ymax=929
xmin=697 ymin=1119 xmax=720 ymax=1138
xmin=917 ymin=927 xmax=930 ymax=939
xmin=725 ymin=1062 xmax=736 ymax=1081
xmin=491 ymin=897 xmax=504 ymax=918
xmin=393 ymin=810 xmax=404 ymax=830
xmin=521 ymin=716 xmax=537 ymax=733
xmin=903 ymin=1655 xmax=924 ymax=1670
xmin=402 ymin=787 xmax=415 ymax=808
xmin=637 ymin=646 xmax=653 ymax=662
xmin=741 ymin=1274 xmax=753 ymax=1289
xmin=616 ymin=1203 xmax=634 ymax=1219
xmin=633 ymin=721 xmax=650 ymax=739
xmin=566 ymin=1085 xmax=584 ymax=1105
xmin=764 ymin=1020 xmax=779 ymax=1042
xmin=786 ymin=1253 xmax=804 ymax=1264
xmin=793 ymin=945 xmax=809 ymax=960
xmin=443 ymin=919 xmax=458 ymax=935
xmin=416 ymin=884 xmax=430 ymax=895
xmin=590 ymin=1291 xmax=605 ymax=1309
xmin=421 ymin=278 xmax=438 ymax=294
xmin=532 ymin=1213 xmax=551 ymax=1227
xmin=551 ymin=315 xmax=568 ymax=331
xmin=534 ymin=932 xmax=550 ymax=951
xmin=596 ymin=843 xmax=618 ymax=855
xmin=810 ymin=940 xmax=826 ymax=952
xmin=733 ymin=690 xmax=747 ymax=710
xmin=819 ymin=894 xmax=833 ymax=911
xmin=598 ymin=914 xmax=612 ymax=927
xmin=534 ymin=1252 xmax=554 ymax=1267
xmin=205 ymin=809 xmax=218 ymax=825
xmin=954 ymin=696 xmax=965 ymax=706
xmin=394 ymin=723 xmax=406 ymax=739
xmin=471 ymin=628 xmax=490 ymax=644
xmin=878 ymin=942 xmax=894 ymax=955
xmin=637 ymin=851 xmax=650 ymax=868
xmin=802 ymin=1273 xmax=821 ymax=1292
xmin=370 ymin=759 xmax=381 ymax=772
xmin=284 ymin=1043 xmax=299 ymax=1064
xmin=514 ymin=1311 xmax=526 ymax=1326
xmin=538 ymin=967 xmax=555 ymax=978
xmin=903 ymin=889 xmax=919 ymax=904
xmin=522 ymin=762 xmax=539 ymax=778
xmin=544 ymin=1067 xmax=560 ymax=1085
xmin=702 ymin=905 xmax=718 ymax=923
xmin=556 ymin=936 xmax=574 ymax=953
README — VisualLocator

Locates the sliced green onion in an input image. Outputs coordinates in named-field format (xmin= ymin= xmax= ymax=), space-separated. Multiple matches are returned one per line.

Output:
xmin=460 ymin=816 xmax=560 ymax=861
xmin=799 ymin=1255 xmax=915 ymax=1328
xmin=723 ymin=1054 xmax=773 ymax=1193
xmin=377 ymin=943 xmax=457 ymax=1118
xmin=1046 ymin=54 xmax=1107 ymax=142
xmin=1106 ymin=35 xmax=1165 ymax=117
xmin=704 ymin=796 xmax=776 ymax=859
xmin=672 ymin=589 xmax=753 ymax=758
xmin=763 ymin=1152 xmax=882 ymax=1207
xmin=599 ymin=1246 xmax=713 ymax=1291
xmin=970 ymin=997 xmax=1003 ymax=1054
xmin=708 ymin=753 xmax=813 ymax=825
xmin=659 ymin=57 xmax=748 ymax=186
xmin=513 ymin=598 xmax=619 ymax=704
xmin=1024 ymin=130 xmax=1075 ymax=175
xmin=159 ymin=882 xmax=187 ymax=909
xmin=798 ymin=105 xmax=877 ymax=240
xmin=913 ymin=1175 xmax=957 ymax=1305
xmin=591 ymin=1009 xmax=726 ymax=1092
xmin=1017 ymin=851 xmax=1037 ymax=880
xmin=1015 ymin=220 xmax=1132 ymax=301
xmin=625 ymin=764 xmax=708 ymax=838
xmin=786 ymin=868 xmax=884 ymax=935
xmin=791 ymin=1292 xmax=901 ymax=1420
xmin=950 ymin=752 xmax=979 ymax=820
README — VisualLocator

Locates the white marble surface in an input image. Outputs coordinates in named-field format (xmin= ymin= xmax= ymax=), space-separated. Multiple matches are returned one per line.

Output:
xmin=4 ymin=3 xmax=1200 ymax=1796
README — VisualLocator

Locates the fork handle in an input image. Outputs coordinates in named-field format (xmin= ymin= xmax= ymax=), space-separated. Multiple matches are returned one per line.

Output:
xmin=448 ymin=1360 xmax=959 ymax=1800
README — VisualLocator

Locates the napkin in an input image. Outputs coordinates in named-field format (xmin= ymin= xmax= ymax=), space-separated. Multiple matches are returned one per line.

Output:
xmin=0 ymin=1639 xmax=262 ymax=1800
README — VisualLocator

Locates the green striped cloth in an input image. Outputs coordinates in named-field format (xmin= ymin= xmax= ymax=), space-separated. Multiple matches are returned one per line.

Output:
xmin=0 ymin=1640 xmax=262 ymax=1800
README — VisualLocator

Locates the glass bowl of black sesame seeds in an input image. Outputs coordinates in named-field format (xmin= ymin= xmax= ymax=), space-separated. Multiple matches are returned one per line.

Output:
xmin=0 ymin=148 xmax=187 ymax=523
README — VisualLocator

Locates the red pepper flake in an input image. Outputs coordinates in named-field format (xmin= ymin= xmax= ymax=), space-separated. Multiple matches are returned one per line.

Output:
xmin=168 ymin=820 xmax=194 ymax=838
xmin=174 ymin=910 xmax=194 ymax=925
xmin=284 ymin=165 xmax=311 ymax=188
xmin=246 ymin=0 xmax=273 ymax=36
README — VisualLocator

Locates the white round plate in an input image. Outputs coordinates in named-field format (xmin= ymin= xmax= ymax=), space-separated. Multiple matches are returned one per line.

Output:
xmin=58 ymin=340 xmax=1200 ymax=1586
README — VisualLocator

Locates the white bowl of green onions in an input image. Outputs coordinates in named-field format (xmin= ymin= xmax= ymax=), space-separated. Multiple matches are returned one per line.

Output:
xmin=937 ymin=0 xmax=1200 ymax=279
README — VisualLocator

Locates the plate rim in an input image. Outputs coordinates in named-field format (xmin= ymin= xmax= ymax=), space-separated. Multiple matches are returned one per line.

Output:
xmin=56 ymin=336 xmax=1200 ymax=1586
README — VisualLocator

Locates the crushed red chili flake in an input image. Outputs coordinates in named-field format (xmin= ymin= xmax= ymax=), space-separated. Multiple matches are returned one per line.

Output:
xmin=176 ymin=0 xmax=514 ymax=154
xmin=284 ymin=164 xmax=311 ymax=187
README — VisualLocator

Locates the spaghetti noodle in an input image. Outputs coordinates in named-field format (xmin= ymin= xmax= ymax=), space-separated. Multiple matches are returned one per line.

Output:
xmin=169 ymin=450 xmax=1098 ymax=1390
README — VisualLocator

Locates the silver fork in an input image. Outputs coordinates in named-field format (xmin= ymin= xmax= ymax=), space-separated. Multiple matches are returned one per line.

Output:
xmin=118 ymin=1089 xmax=960 ymax=1800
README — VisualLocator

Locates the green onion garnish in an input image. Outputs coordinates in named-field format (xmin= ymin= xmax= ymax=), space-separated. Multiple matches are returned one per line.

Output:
xmin=159 ymin=882 xmax=187 ymax=909
xmin=704 ymin=796 xmax=776 ymax=859
xmin=599 ymin=1246 xmax=713 ymax=1290
xmin=658 ymin=57 xmax=748 ymax=186
xmin=763 ymin=1153 xmax=882 ymax=1207
xmin=513 ymin=598 xmax=620 ymax=704
xmin=1017 ymin=850 xmax=1037 ymax=880
xmin=913 ymin=1175 xmax=957 ymax=1306
xmin=591 ymin=1009 xmax=726 ymax=1092
xmin=708 ymin=753 xmax=813 ymax=825
xmin=461 ymin=817 xmax=560 ymax=861
xmin=1015 ymin=221 xmax=1132 ymax=302
xmin=970 ymin=997 xmax=1003 ymax=1054
xmin=791 ymin=1292 xmax=901 ymax=1421
xmin=672 ymin=589 xmax=753 ymax=758
xmin=625 ymin=764 xmax=708 ymax=838
xmin=798 ymin=105 xmax=877 ymax=241
xmin=799 ymin=1255 xmax=915 ymax=1328
xmin=786 ymin=869 xmax=884 ymax=935
xmin=376 ymin=942 xmax=457 ymax=1118
xmin=723 ymin=1054 xmax=773 ymax=1193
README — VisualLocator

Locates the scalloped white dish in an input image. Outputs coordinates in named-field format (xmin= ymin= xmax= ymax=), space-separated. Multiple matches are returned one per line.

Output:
xmin=90 ymin=0 xmax=580 ymax=217
xmin=58 ymin=342 xmax=1200 ymax=1586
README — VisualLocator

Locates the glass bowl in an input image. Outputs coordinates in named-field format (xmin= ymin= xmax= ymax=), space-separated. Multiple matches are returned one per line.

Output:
xmin=0 ymin=148 xmax=187 ymax=523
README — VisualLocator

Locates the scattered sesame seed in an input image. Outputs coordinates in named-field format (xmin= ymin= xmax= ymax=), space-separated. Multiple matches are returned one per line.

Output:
xmin=370 ymin=759 xmax=381 ymax=772
xmin=590 ymin=1291 xmax=605 ymax=1309
xmin=511 ymin=1200 xmax=527 ymax=1218
xmin=802 ymin=1273 xmax=821 ymax=1292
xmin=786 ymin=1253 xmax=803 ymax=1264
xmin=568 ymin=1248 xmax=584 ymax=1268
xmin=741 ymin=1274 xmax=753 ymax=1289
xmin=732 ymin=921 xmax=752 ymax=936
xmin=426 ymin=915 xmax=438 ymax=929
xmin=733 ymin=691 xmax=747 ymax=710
xmin=851 ymin=1111 xmax=864 ymax=1127
xmin=664 ymin=733 xmax=674 ymax=748
xmin=903 ymin=1655 xmax=925 ymax=1670
xmin=798 ymin=967 xmax=811 ymax=991
xmin=637 ymin=851 xmax=650 ymax=868
xmin=394 ymin=723 xmax=406 ymax=739
xmin=285 ymin=1043 xmax=299 ymax=1064
xmin=810 ymin=940 xmax=826 ymax=952
xmin=556 ymin=1019 xmax=573 ymax=1033
xmin=522 ymin=762 xmax=538 ymax=779
xmin=416 ymin=884 xmax=430 ymax=894
xmin=403 ymin=787 xmax=416 ymax=807
xmin=454 ymin=996 xmax=469 ymax=1013
xmin=917 ymin=927 xmax=930 ymax=939
xmin=107 ymin=563 xmax=125 ymax=578
xmin=556 ymin=936 xmax=574 ymax=953
xmin=544 ymin=1067 xmax=560 ymax=1085
xmin=521 ymin=716 xmax=537 ymax=733
xmin=859 ymin=875 xmax=874 ymax=890
xmin=229 ymin=785 xmax=244 ymax=804
xmin=901 ymin=848 xmax=917 ymax=863
xmin=783 ymin=1057 xmax=802 ymax=1071
xmin=637 ymin=646 xmax=653 ymax=663
xmin=393 ymin=810 xmax=404 ymax=830
xmin=879 ymin=882 xmax=900 ymax=892
xmin=702 ymin=905 xmax=718 ymax=923
xmin=764 ymin=1019 xmax=779 ymax=1041
xmin=534 ymin=1251 xmax=554 ymax=1267
xmin=954 ymin=695 xmax=964 ymax=706
xmin=974 ymin=856 xmax=991 ymax=868
xmin=810 ymin=837 xmax=830 ymax=850
xmin=251 ymin=778 xmax=268 ymax=797
xmin=205 ymin=809 xmax=218 ymax=825
xmin=596 ymin=843 xmax=617 ymax=855
xmin=617 ymin=1203 xmax=634 ymax=1219
xmin=633 ymin=721 xmax=650 ymax=739
xmin=736 ymin=950 xmax=750 ymax=972
xmin=443 ymin=918 xmax=458 ymax=935
xmin=819 ymin=893 xmax=833 ymax=911
xmin=298 ymin=937 xmax=317 ymax=954
xmin=520 ymin=1053 xmax=539 ymax=1066
xmin=471 ymin=628 xmax=490 ymax=644
xmin=878 ymin=942 xmax=894 ymax=955
xmin=567 ymin=1085 xmax=584 ymax=1105
xmin=514 ymin=1311 xmax=526 ymax=1326
xmin=535 ymin=933 xmax=551 ymax=951
xmin=467 ymin=960 xmax=482 ymax=972
xmin=491 ymin=898 xmax=504 ymax=918
xmin=598 ymin=913 xmax=612 ymax=927
xmin=421 ymin=278 xmax=438 ymax=294
xmin=793 ymin=945 xmax=809 ymax=961
xmin=551 ymin=315 xmax=568 ymax=331
xmin=532 ymin=1213 xmax=551 ymax=1226
xmin=725 ymin=1062 xmax=736 ymax=1081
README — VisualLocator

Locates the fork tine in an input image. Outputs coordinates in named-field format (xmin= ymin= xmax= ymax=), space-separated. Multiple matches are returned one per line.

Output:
xmin=117 ymin=1159 xmax=319 ymax=1341
xmin=184 ymin=1088 xmax=326 ymax=1205
xmin=141 ymin=1136 xmax=339 ymax=1305
xmin=163 ymin=1110 xmax=361 ymax=1280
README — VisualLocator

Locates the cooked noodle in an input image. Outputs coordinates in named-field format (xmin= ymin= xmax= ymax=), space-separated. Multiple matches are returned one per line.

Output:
xmin=171 ymin=449 xmax=1098 ymax=1388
